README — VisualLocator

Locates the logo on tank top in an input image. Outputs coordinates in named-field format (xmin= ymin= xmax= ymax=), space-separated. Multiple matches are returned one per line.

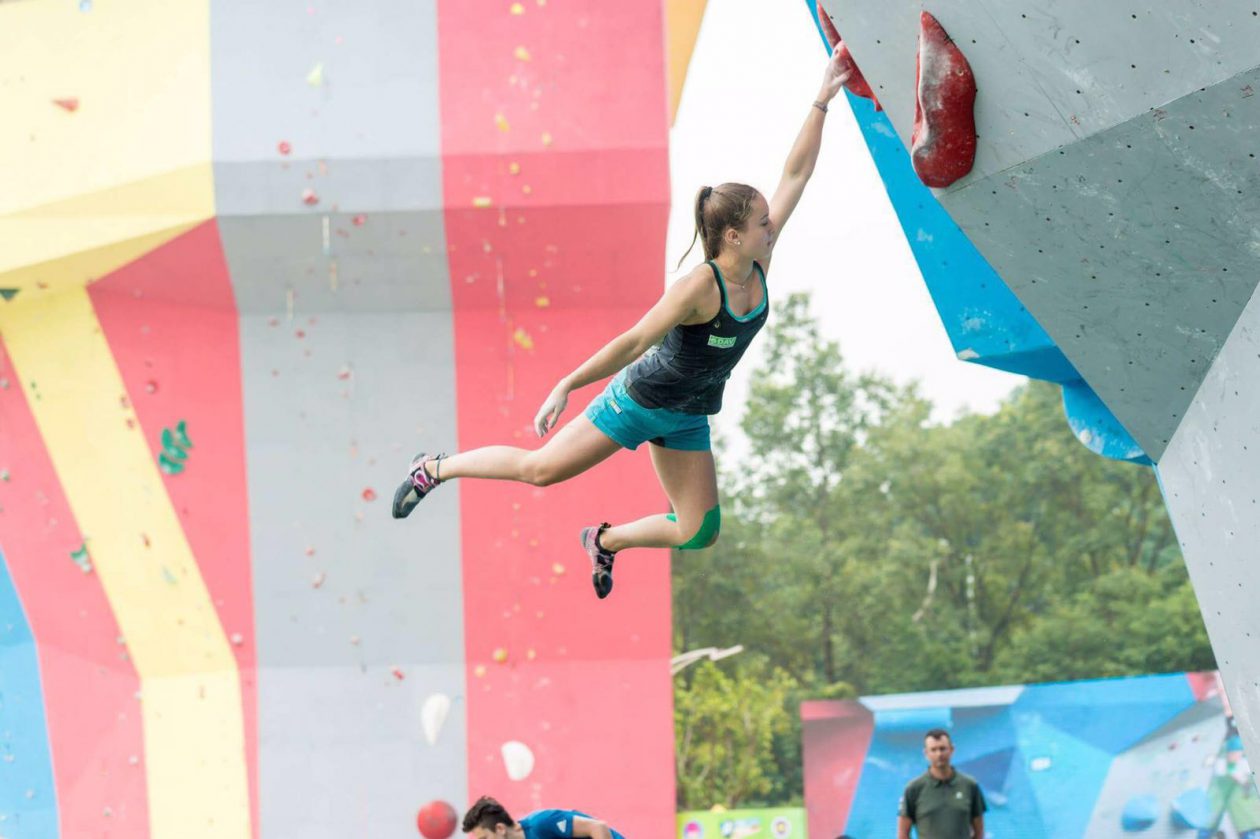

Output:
xmin=707 ymin=334 xmax=737 ymax=349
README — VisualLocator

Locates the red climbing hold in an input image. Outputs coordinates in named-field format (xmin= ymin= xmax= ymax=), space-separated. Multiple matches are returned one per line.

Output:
xmin=816 ymin=1 xmax=840 ymax=47
xmin=911 ymin=11 xmax=977 ymax=189
xmin=837 ymin=42 xmax=881 ymax=111
xmin=815 ymin=2 xmax=881 ymax=111
xmin=52 ymin=98 xmax=80 ymax=112
xmin=416 ymin=800 xmax=457 ymax=839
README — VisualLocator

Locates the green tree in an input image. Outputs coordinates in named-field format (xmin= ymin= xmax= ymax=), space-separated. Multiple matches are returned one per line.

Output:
xmin=839 ymin=379 xmax=1189 ymax=692
xmin=992 ymin=565 xmax=1216 ymax=682
xmin=672 ymin=292 xmax=1213 ymax=806
xmin=675 ymin=293 xmax=916 ymax=687
xmin=674 ymin=659 xmax=798 ymax=809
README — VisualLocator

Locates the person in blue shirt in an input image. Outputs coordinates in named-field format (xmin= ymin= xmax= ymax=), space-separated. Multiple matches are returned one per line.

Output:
xmin=461 ymin=795 xmax=626 ymax=839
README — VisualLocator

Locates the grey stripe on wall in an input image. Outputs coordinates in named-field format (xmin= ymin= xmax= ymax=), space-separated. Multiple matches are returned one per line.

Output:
xmin=211 ymin=0 xmax=466 ymax=834
xmin=1158 ymin=280 xmax=1260 ymax=777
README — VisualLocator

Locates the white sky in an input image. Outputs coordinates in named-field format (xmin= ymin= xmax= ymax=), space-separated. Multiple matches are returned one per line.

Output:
xmin=666 ymin=0 xmax=1025 ymax=444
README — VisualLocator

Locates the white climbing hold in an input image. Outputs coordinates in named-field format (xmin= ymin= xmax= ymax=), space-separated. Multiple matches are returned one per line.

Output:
xmin=422 ymin=693 xmax=451 ymax=746
xmin=501 ymin=740 xmax=535 ymax=781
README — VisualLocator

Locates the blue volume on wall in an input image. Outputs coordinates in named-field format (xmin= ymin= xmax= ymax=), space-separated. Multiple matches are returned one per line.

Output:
xmin=0 ymin=548 xmax=60 ymax=837
xmin=802 ymin=1 xmax=1150 ymax=464
xmin=841 ymin=674 xmax=1198 ymax=837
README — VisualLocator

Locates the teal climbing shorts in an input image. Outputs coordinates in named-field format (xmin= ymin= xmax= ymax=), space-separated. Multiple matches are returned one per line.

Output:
xmin=584 ymin=372 xmax=711 ymax=451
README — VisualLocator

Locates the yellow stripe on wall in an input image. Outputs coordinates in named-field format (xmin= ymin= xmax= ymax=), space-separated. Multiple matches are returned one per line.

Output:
xmin=665 ymin=0 xmax=709 ymax=124
xmin=0 ymin=166 xmax=215 ymax=283
xmin=0 ymin=2 xmax=213 ymax=216
xmin=0 ymin=220 xmax=204 ymax=299
xmin=0 ymin=289 xmax=251 ymax=838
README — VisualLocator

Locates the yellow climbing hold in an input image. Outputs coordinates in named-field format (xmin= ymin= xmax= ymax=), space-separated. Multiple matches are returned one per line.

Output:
xmin=492 ymin=647 xmax=509 ymax=664
xmin=472 ymin=196 xmax=493 ymax=208
xmin=508 ymin=161 xmax=521 ymax=175
xmin=514 ymin=46 xmax=531 ymax=61
xmin=512 ymin=327 xmax=534 ymax=351
xmin=509 ymin=2 xmax=524 ymax=13
xmin=540 ymin=131 xmax=553 ymax=147
xmin=495 ymin=113 xmax=511 ymax=132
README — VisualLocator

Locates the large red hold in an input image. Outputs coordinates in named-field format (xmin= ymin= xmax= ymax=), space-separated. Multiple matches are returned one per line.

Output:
xmin=815 ymin=0 xmax=841 ymax=47
xmin=815 ymin=2 xmax=881 ymax=110
xmin=911 ymin=11 xmax=977 ymax=188
xmin=837 ymin=41 xmax=881 ymax=110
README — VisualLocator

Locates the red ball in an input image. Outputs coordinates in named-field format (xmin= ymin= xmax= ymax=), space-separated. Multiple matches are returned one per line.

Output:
xmin=416 ymin=800 xmax=458 ymax=839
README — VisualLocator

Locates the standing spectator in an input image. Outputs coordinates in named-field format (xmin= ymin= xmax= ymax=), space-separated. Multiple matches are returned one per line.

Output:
xmin=897 ymin=729 xmax=986 ymax=838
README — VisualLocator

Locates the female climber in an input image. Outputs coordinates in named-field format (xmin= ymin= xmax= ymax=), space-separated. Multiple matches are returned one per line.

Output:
xmin=394 ymin=50 xmax=852 ymax=599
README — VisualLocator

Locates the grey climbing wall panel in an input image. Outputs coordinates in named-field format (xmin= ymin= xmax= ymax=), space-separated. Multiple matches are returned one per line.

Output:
xmin=820 ymin=0 xmax=1260 ymax=191
xmin=946 ymin=69 xmax=1260 ymax=459
xmin=210 ymin=1 xmax=467 ymax=834
xmin=824 ymin=0 xmax=1260 ymax=772
xmin=1158 ymin=281 xmax=1260 ymax=777
xmin=210 ymin=0 xmax=443 ymax=218
xmin=822 ymin=0 xmax=1260 ymax=459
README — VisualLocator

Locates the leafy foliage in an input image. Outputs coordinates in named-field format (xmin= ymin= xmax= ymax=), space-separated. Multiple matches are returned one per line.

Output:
xmin=672 ymin=293 xmax=1212 ymax=809
xmin=674 ymin=659 xmax=799 ymax=808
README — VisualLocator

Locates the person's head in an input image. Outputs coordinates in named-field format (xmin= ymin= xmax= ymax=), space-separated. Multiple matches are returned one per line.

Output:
xmin=462 ymin=796 xmax=518 ymax=838
xmin=923 ymin=728 xmax=954 ymax=770
xmin=678 ymin=183 xmax=773 ymax=267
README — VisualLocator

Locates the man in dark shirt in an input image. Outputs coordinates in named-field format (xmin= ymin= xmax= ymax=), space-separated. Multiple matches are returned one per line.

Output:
xmin=897 ymin=728 xmax=986 ymax=838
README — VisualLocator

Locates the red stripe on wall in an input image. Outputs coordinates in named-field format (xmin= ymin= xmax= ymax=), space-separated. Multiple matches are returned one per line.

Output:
xmin=437 ymin=1 xmax=674 ymax=833
xmin=801 ymin=700 xmax=876 ymax=839
xmin=0 ymin=336 xmax=150 ymax=837
xmin=89 ymin=220 xmax=259 ymax=838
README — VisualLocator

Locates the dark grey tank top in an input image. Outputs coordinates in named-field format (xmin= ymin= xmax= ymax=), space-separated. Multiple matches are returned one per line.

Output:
xmin=624 ymin=260 xmax=769 ymax=415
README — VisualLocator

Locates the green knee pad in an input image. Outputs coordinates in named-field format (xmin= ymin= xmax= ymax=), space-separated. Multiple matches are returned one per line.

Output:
xmin=667 ymin=505 xmax=721 ymax=550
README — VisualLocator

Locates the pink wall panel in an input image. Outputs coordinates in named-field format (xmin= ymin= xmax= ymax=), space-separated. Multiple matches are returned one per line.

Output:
xmin=0 ymin=339 xmax=150 ymax=837
xmin=801 ymin=700 xmax=875 ymax=839
xmin=89 ymin=221 xmax=259 ymax=837
xmin=437 ymin=0 xmax=675 ymax=833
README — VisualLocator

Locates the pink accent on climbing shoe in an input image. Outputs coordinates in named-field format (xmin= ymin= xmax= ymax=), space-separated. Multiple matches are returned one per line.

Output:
xmin=911 ymin=11 xmax=977 ymax=188
xmin=410 ymin=455 xmax=442 ymax=491
xmin=815 ymin=2 xmax=882 ymax=111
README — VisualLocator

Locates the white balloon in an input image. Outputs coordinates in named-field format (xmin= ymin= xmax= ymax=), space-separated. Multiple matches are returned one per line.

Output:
xmin=421 ymin=693 xmax=451 ymax=746
xmin=501 ymin=740 xmax=535 ymax=781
